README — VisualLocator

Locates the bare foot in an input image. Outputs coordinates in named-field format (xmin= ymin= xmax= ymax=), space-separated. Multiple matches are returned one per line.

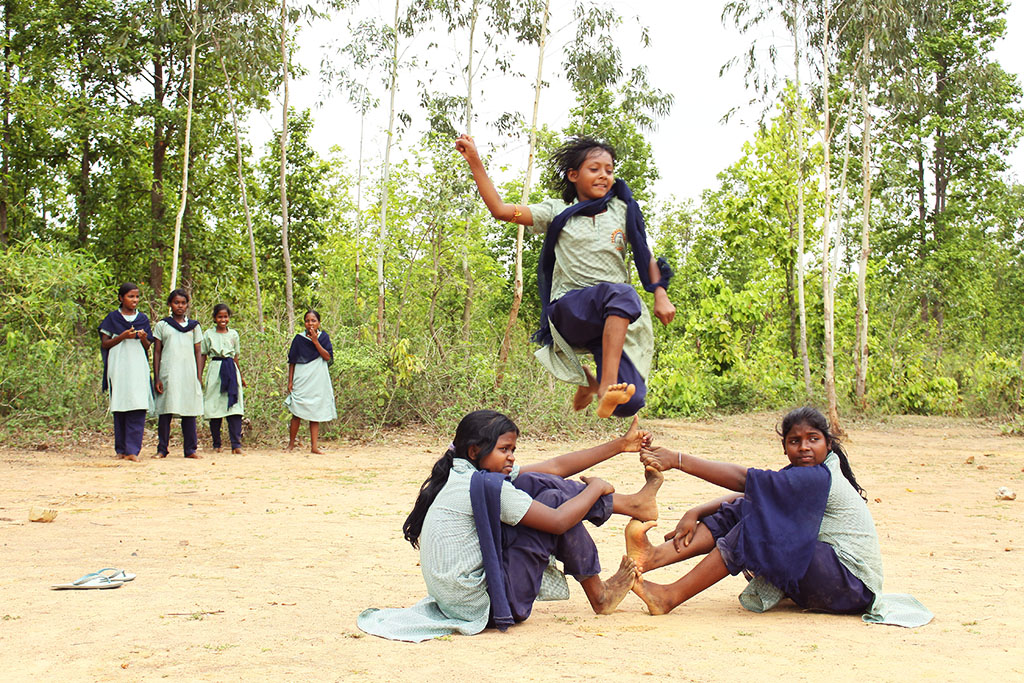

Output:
xmin=310 ymin=447 xmax=325 ymax=455
xmin=625 ymin=519 xmax=658 ymax=571
xmin=232 ymin=448 xmax=243 ymax=455
xmin=572 ymin=368 xmax=599 ymax=411
xmin=631 ymin=575 xmax=674 ymax=616
xmin=286 ymin=441 xmax=297 ymax=452
xmin=151 ymin=452 xmax=167 ymax=459
xmin=587 ymin=556 xmax=637 ymax=615
xmin=596 ymin=383 xmax=636 ymax=419
xmin=214 ymin=447 xmax=222 ymax=453
xmin=184 ymin=453 xmax=202 ymax=459
xmin=124 ymin=454 xmax=139 ymax=462
xmin=617 ymin=467 xmax=663 ymax=521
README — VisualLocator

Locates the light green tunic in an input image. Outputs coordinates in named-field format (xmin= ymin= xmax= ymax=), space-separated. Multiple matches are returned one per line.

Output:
xmin=153 ymin=319 xmax=204 ymax=417
xmin=99 ymin=311 xmax=154 ymax=414
xmin=527 ymin=197 xmax=654 ymax=386
xmin=285 ymin=332 xmax=337 ymax=422
xmin=357 ymin=460 xmax=534 ymax=641
xmin=201 ymin=328 xmax=243 ymax=419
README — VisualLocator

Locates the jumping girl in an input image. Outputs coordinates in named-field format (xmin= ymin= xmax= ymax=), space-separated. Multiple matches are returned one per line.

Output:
xmin=456 ymin=134 xmax=675 ymax=418
xmin=152 ymin=288 xmax=204 ymax=459
xmin=624 ymin=407 xmax=932 ymax=626
xmin=358 ymin=411 xmax=663 ymax=642
xmin=99 ymin=283 xmax=154 ymax=462
xmin=285 ymin=310 xmax=336 ymax=453
xmin=201 ymin=303 xmax=246 ymax=454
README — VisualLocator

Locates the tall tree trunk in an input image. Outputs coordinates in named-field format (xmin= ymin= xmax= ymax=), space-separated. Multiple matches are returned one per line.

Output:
xmin=854 ymin=26 xmax=872 ymax=409
xmin=149 ymin=2 xmax=168 ymax=309
xmin=280 ymin=0 xmax=295 ymax=335
xmin=496 ymin=0 xmax=549 ymax=381
xmin=791 ymin=0 xmax=812 ymax=398
xmin=218 ymin=50 xmax=265 ymax=331
xmin=821 ymin=4 xmax=843 ymax=436
xmin=0 ymin=0 xmax=10 ymax=245
xmin=377 ymin=0 xmax=401 ymax=345
xmin=75 ymin=50 xmax=91 ymax=249
xmin=170 ymin=14 xmax=198 ymax=292
xmin=460 ymin=0 xmax=480 ymax=342
xmin=354 ymin=98 xmax=367 ymax=312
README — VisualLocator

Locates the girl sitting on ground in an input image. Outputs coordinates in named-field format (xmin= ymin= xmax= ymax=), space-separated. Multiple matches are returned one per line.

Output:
xmin=358 ymin=411 xmax=663 ymax=641
xmin=624 ymin=407 xmax=931 ymax=627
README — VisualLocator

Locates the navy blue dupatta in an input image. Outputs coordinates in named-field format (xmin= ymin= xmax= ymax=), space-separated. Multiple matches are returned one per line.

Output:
xmin=469 ymin=470 xmax=514 ymax=631
xmin=98 ymin=310 xmax=153 ymax=392
xmin=533 ymin=178 xmax=673 ymax=346
xmin=160 ymin=316 xmax=199 ymax=334
xmin=724 ymin=464 xmax=831 ymax=595
xmin=287 ymin=331 xmax=334 ymax=365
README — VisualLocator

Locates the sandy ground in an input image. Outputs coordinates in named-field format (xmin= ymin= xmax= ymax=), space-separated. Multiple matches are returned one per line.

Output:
xmin=1 ymin=413 xmax=1023 ymax=681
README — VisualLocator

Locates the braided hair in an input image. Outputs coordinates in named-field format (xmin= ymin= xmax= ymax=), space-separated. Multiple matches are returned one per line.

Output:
xmin=779 ymin=407 xmax=866 ymax=500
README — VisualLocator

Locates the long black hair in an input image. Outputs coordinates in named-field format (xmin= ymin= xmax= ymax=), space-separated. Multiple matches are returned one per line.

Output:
xmin=779 ymin=406 xmax=866 ymax=500
xmin=402 ymin=410 xmax=520 ymax=548
xmin=549 ymin=136 xmax=617 ymax=203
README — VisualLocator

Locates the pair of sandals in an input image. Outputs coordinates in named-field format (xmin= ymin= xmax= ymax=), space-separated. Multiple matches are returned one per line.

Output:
xmin=51 ymin=568 xmax=136 ymax=590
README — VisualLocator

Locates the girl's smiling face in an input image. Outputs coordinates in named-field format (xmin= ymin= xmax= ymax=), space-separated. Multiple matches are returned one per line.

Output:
xmin=474 ymin=431 xmax=518 ymax=474
xmin=120 ymin=288 xmax=141 ymax=312
xmin=783 ymin=422 xmax=830 ymax=467
xmin=214 ymin=309 xmax=230 ymax=331
xmin=567 ymin=149 xmax=615 ymax=201
xmin=169 ymin=294 xmax=189 ymax=319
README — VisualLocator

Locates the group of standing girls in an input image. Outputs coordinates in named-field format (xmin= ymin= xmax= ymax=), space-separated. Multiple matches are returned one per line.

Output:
xmin=99 ymin=283 xmax=247 ymax=460
xmin=100 ymin=284 xmax=338 ymax=459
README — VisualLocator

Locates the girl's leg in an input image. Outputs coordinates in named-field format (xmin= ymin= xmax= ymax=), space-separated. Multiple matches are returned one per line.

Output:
xmin=287 ymin=417 xmax=301 ymax=450
xmin=124 ymin=409 xmax=146 ymax=461
xmin=309 ymin=421 xmax=322 ymax=454
xmin=611 ymin=467 xmax=663 ymax=521
xmin=591 ymin=346 xmax=646 ymax=418
xmin=210 ymin=418 xmax=223 ymax=451
xmin=632 ymin=548 xmax=731 ymax=615
xmin=501 ymin=485 xmax=634 ymax=618
xmin=182 ymin=416 xmax=200 ymax=458
xmin=625 ymin=520 xmax=717 ymax=572
xmin=786 ymin=541 xmax=874 ymax=614
xmin=227 ymin=415 xmax=243 ymax=452
xmin=113 ymin=412 xmax=126 ymax=457
xmin=154 ymin=413 xmax=171 ymax=457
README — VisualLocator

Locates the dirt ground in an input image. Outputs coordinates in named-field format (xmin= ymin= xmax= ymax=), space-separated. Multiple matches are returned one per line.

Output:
xmin=1 ymin=413 xmax=1022 ymax=681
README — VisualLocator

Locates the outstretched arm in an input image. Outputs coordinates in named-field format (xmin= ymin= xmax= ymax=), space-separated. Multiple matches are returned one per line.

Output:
xmin=521 ymin=416 xmax=650 ymax=478
xmin=455 ymin=135 xmax=533 ymax=226
xmin=518 ymin=476 xmax=612 ymax=535
xmin=640 ymin=446 xmax=748 ymax=492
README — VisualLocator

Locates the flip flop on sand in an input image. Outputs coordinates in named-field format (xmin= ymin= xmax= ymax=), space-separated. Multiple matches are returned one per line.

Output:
xmin=51 ymin=571 xmax=126 ymax=590
xmin=96 ymin=568 xmax=136 ymax=583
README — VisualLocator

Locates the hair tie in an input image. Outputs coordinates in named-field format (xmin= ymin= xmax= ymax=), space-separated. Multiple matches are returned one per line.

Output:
xmin=446 ymin=442 xmax=456 ymax=456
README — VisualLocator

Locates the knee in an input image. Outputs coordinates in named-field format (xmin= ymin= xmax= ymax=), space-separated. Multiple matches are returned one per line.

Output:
xmin=533 ymin=489 xmax=566 ymax=508
xmin=599 ymin=283 xmax=642 ymax=321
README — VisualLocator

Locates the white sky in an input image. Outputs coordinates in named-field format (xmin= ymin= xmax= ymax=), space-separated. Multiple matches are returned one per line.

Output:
xmin=249 ymin=1 xmax=1024 ymax=203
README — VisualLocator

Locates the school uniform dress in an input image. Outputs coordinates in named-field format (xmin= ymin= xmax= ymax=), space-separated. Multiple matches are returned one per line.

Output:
xmin=700 ymin=452 xmax=932 ymax=627
xmin=357 ymin=460 xmax=613 ymax=642
xmin=285 ymin=331 xmax=337 ymax=422
xmin=528 ymin=196 xmax=654 ymax=416
xmin=99 ymin=310 xmax=154 ymax=456
xmin=202 ymin=328 xmax=244 ymax=450
xmin=153 ymin=318 xmax=204 ymax=456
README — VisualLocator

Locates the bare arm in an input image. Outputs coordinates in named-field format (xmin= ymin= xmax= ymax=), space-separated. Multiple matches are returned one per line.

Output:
xmin=234 ymin=357 xmax=246 ymax=387
xmin=647 ymin=256 xmax=675 ymax=325
xmin=641 ymin=446 xmax=748 ymax=492
xmin=520 ymin=416 xmax=649 ymax=478
xmin=100 ymin=330 xmax=129 ymax=350
xmin=287 ymin=363 xmax=295 ymax=394
xmin=517 ymin=477 xmax=612 ymax=535
xmin=309 ymin=333 xmax=332 ymax=361
xmin=194 ymin=343 xmax=204 ymax=383
xmin=455 ymin=135 xmax=533 ymax=226
xmin=667 ymin=492 xmax=744 ymax=551
xmin=153 ymin=339 xmax=164 ymax=394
